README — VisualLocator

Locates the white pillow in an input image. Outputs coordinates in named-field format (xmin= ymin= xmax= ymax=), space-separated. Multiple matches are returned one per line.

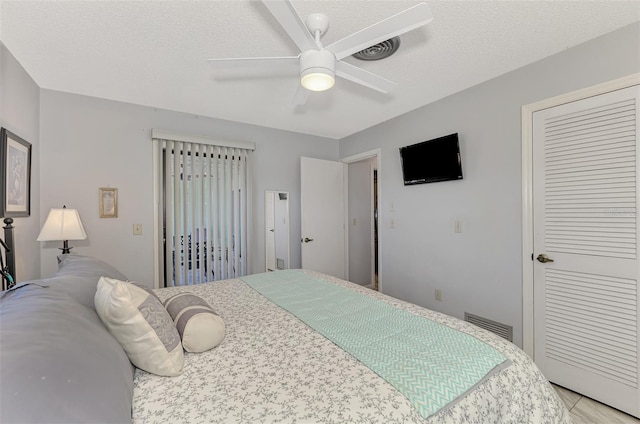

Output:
xmin=164 ymin=293 xmax=225 ymax=353
xmin=94 ymin=277 xmax=184 ymax=376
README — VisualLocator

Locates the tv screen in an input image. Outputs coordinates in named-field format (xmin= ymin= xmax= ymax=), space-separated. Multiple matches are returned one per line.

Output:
xmin=399 ymin=133 xmax=463 ymax=185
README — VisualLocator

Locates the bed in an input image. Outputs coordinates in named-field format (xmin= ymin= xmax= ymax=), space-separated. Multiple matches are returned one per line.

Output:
xmin=0 ymin=255 xmax=572 ymax=423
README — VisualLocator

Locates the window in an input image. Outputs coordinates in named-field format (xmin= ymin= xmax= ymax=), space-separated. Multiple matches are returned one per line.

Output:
xmin=152 ymin=131 xmax=254 ymax=287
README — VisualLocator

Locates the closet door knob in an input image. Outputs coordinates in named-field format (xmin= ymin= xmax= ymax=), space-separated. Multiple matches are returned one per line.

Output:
xmin=536 ymin=254 xmax=554 ymax=263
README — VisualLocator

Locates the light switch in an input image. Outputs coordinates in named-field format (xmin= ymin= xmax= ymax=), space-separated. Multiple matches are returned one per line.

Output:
xmin=133 ymin=224 xmax=142 ymax=235
xmin=454 ymin=220 xmax=462 ymax=233
xmin=435 ymin=289 xmax=443 ymax=301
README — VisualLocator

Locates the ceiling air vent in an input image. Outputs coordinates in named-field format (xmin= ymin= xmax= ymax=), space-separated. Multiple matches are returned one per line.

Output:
xmin=352 ymin=37 xmax=401 ymax=61
xmin=465 ymin=312 xmax=513 ymax=342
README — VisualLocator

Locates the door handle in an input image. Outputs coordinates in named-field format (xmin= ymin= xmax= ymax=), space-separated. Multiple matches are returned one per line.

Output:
xmin=536 ymin=254 xmax=554 ymax=263
xmin=302 ymin=237 xmax=314 ymax=243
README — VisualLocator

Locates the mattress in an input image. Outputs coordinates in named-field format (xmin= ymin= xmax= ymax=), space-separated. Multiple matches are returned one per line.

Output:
xmin=133 ymin=270 xmax=572 ymax=423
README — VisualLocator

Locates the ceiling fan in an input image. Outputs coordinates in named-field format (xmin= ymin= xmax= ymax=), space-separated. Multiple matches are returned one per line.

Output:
xmin=206 ymin=0 xmax=433 ymax=105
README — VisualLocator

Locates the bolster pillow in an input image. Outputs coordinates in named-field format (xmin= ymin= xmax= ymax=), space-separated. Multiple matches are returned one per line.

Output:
xmin=164 ymin=293 xmax=225 ymax=353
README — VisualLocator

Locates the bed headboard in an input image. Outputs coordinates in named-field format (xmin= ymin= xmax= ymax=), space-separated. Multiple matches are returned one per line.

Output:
xmin=1 ymin=217 xmax=15 ymax=290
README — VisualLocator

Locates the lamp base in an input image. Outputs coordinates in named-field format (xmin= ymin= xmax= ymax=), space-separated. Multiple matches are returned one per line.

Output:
xmin=59 ymin=240 xmax=72 ymax=254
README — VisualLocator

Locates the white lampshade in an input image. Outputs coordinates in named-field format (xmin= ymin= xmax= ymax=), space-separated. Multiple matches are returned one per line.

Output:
xmin=37 ymin=207 xmax=87 ymax=242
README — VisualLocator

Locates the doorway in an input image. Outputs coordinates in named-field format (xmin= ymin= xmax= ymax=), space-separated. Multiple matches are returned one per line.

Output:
xmin=299 ymin=150 xmax=381 ymax=288
xmin=342 ymin=149 xmax=381 ymax=291
xmin=265 ymin=191 xmax=290 ymax=272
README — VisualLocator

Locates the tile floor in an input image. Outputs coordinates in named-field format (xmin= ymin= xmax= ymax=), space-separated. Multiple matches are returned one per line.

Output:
xmin=552 ymin=384 xmax=639 ymax=424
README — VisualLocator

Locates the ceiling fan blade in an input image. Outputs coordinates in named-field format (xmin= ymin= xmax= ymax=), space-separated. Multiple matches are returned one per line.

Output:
xmin=326 ymin=3 xmax=433 ymax=60
xmin=206 ymin=56 xmax=300 ymax=75
xmin=292 ymin=84 xmax=311 ymax=106
xmin=206 ymin=56 xmax=298 ymax=64
xmin=335 ymin=61 xmax=397 ymax=93
xmin=262 ymin=0 xmax=319 ymax=52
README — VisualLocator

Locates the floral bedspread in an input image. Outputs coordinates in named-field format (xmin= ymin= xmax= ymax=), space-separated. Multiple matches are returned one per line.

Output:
xmin=132 ymin=270 xmax=572 ymax=424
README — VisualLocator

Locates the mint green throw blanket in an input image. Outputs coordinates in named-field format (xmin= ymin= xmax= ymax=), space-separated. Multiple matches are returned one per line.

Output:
xmin=241 ymin=270 xmax=509 ymax=419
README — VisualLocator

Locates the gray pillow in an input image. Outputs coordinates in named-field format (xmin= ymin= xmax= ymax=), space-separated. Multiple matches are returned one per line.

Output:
xmin=0 ymin=283 xmax=134 ymax=423
xmin=55 ymin=254 xmax=127 ymax=280
xmin=43 ymin=254 xmax=128 ymax=310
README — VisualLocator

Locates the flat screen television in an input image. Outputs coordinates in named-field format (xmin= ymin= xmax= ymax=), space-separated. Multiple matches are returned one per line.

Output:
xmin=399 ymin=133 xmax=463 ymax=185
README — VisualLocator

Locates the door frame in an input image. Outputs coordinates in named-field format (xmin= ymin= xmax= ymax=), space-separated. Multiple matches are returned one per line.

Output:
xmin=521 ymin=73 xmax=640 ymax=357
xmin=341 ymin=148 xmax=382 ymax=291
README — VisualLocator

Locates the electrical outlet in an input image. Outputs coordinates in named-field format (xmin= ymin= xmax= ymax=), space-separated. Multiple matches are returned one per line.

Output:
xmin=435 ymin=289 xmax=443 ymax=301
xmin=133 ymin=224 xmax=142 ymax=235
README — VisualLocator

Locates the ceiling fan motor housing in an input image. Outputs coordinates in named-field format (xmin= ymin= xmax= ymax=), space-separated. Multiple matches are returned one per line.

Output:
xmin=300 ymin=49 xmax=336 ymax=91
xmin=305 ymin=13 xmax=330 ymax=38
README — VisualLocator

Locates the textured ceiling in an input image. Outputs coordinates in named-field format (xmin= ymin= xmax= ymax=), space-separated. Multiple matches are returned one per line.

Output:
xmin=1 ymin=0 xmax=639 ymax=139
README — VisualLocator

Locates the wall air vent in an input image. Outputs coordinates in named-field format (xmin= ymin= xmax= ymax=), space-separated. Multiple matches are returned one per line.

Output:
xmin=465 ymin=313 xmax=513 ymax=342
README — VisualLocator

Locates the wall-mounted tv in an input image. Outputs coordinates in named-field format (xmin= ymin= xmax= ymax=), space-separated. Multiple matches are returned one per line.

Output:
xmin=399 ymin=133 xmax=463 ymax=185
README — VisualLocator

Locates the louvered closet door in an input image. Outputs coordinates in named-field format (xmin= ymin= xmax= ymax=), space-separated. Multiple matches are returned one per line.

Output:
xmin=533 ymin=84 xmax=640 ymax=418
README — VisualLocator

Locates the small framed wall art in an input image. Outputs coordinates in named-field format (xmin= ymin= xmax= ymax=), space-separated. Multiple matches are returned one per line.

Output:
xmin=99 ymin=187 xmax=118 ymax=218
xmin=0 ymin=128 xmax=32 ymax=218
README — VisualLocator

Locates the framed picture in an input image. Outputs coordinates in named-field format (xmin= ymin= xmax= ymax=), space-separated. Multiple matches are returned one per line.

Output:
xmin=0 ymin=128 xmax=32 ymax=218
xmin=99 ymin=188 xmax=118 ymax=218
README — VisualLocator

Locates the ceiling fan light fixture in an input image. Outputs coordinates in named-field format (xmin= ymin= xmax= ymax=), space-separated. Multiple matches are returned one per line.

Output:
xmin=300 ymin=49 xmax=335 ymax=92
xmin=301 ymin=70 xmax=335 ymax=91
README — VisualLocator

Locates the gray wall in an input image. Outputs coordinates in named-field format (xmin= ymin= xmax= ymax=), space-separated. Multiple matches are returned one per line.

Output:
xmin=0 ymin=43 xmax=41 ymax=282
xmin=39 ymin=90 xmax=338 ymax=284
xmin=339 ymin=22 xmax=640 ymax=347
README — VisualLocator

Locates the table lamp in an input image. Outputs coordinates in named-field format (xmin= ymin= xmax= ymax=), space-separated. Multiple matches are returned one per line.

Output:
xmin=37 ymin=206 xmax=87 ymax=254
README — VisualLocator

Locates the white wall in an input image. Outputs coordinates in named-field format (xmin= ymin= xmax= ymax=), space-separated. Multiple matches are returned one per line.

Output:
xmin=339 ymin=22 xmax=640 ymax=347
xmin=0 ymin=43 xmax=41 ymax=282
xmin=39 ymin=90 xmax=338 ymax=284
xmin=348 ymin=157 xmax=375 ymax=285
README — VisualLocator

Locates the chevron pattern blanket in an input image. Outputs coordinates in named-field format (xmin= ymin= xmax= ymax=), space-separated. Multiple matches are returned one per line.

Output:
xmin=241 ymin=270 xmax=510 ymax=419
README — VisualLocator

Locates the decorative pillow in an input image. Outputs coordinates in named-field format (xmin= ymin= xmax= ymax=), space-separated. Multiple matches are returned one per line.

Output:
xmin=164 ymin=293 xmax=226 ymax=353
xmin=94 ymin=277 xmax=184 ymax=376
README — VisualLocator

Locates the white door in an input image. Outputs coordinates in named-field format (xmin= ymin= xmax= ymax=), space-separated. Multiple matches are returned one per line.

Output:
xmin=300 ymin=157 xmax=347 ymax=279
xmin=533 ymin=85 xmax=639 ymax=417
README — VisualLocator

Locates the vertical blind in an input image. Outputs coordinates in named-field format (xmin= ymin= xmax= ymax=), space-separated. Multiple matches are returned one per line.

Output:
xmin=154 ymin=137 xmax=253 ymax=287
